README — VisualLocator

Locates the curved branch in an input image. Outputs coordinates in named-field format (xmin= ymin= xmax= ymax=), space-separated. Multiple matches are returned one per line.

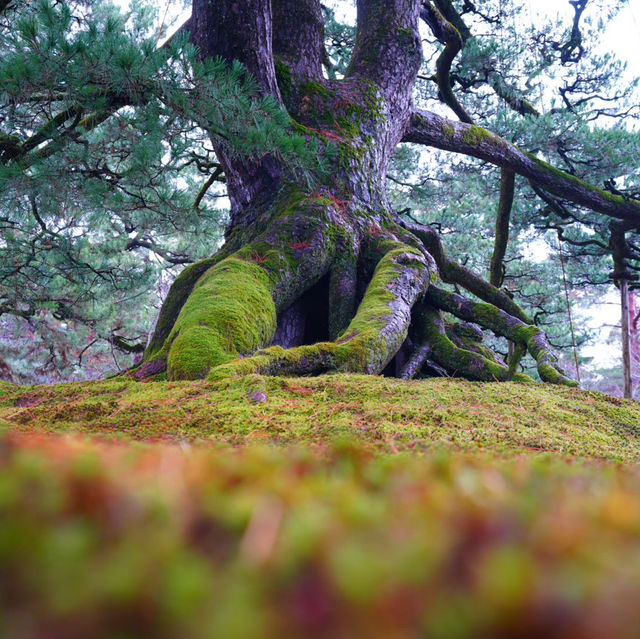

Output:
xmin=194 ymin=165 xmax=225 ymax=209
xmin=418 ymin=5 xmax=517 ymax=290
xmin=421 ymin=0 xmax=539 ymax=118
xmin=403 ymin=110 xmax=640 ymax=224
xmin=560 ymin=0 xmax=587 ymax=64
xmin=398 ymin=216 xmax=533 ymax=323
xmin=421 ymin=1 xmax=473 ymax=123
xmin=487 ymin=71 xmax=540 ymax=118
xmin=431 ymin=0 xmax=472 ymax=40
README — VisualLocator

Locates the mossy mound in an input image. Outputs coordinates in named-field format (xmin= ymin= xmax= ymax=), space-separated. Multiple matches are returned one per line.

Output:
xmin=2 ymin=375 xmax=640 ymax=638
xmin=1 ymin=375 xmax=640 ymax=462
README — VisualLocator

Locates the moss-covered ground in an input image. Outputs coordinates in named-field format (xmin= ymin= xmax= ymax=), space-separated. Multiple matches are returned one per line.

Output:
xmin=2 ymin=375 xmax=640 ymax=637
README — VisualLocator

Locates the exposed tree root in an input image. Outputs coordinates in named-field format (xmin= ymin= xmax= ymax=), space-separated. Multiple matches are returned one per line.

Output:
xmin=427 ymin=285 xmax=577 ymax=386
xmin=398 ymin=217 xmax=533 ymax=323
xmin=130 ymin=0 xmax=585 ymax=389
xmin=410 ymin=304 xmax=533 ymax=383
xmin=134 ymin=204 xmax=575 ymax=387
xmin=399 ymin=343 xmax=433 ymax=379
xmin=208 ymin=239 xmax=432 ymax=379
xmin=145 ymin=253 xmax=228 ymax=360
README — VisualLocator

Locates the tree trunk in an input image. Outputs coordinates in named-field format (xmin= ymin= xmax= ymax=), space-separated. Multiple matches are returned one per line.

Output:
xmin=136 ymin=0 xmax=578 ymax=386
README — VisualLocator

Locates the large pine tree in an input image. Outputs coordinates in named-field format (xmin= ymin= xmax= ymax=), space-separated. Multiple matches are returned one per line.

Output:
xmin=142 ymin=0 xmax=639 ymax=384
xmin=3 ymin=0 xmax=640 ymax=385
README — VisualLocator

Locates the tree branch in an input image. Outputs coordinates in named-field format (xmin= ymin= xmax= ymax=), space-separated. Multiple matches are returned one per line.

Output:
xmin=346 ymin=0 xmax=422 ymax=101
xmin=403 ymin=110 xmax=640 ymax=224
xmin=489 ymin=169 xmax=515 ymax=287
xmin=421 ymin=0 xmax=473 ymax=123
xmin=191 ymin=0 xmax=281 ymax=102
xmin=418 ymin=3 xmax=518 ymax=288
xmin=398 ymin=215 xmax=533 ymax=323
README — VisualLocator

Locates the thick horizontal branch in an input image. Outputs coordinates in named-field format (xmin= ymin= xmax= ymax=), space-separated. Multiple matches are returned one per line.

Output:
xmin=403 ymin=110 xmax=640 ymax=225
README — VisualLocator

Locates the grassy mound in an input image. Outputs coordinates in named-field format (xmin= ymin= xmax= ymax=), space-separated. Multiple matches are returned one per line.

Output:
xmin=2 ymin=375 xmax=640 ymax=638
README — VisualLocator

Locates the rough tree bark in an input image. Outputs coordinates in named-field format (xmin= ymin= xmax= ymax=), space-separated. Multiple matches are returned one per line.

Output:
xmin=136 ymin=0 xmax=640 ymax=385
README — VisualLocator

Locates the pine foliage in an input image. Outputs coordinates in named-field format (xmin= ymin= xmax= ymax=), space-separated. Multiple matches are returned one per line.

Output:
xmin=0 ymin=0 xmax=327 ymax=381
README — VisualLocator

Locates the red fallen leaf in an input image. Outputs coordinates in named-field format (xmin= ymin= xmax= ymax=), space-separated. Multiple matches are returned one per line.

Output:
xmin=290 ymin=241 xmax=310 ymax=250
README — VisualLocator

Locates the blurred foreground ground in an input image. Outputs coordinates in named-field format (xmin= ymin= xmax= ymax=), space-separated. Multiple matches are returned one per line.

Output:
xmin=2 ymin=375 xmax=640 ymax=638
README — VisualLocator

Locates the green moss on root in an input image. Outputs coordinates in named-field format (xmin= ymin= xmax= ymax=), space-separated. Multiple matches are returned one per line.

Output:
xmin=145 ymin=254 xmax=224 ymax=359
xmin=418 ymin=307 xmax=532 ymax=383
xmin=166 ymin=257 xmax=277 ymax=380
xmin=335 ymin=247 xmax=424 ymax=373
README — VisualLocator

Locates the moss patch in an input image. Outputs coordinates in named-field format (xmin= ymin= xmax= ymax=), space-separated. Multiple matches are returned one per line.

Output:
xmin=165 ymin=257 xmax=277 ymax=380
xmin=2 ymin=376 xmax=640 ymax=463
xmin=3 ymin=376 xmax=640 ymax=637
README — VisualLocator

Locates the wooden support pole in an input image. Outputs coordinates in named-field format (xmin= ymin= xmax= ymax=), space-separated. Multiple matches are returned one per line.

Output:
xmin=621 ymin=277 xmax=632 ymax=399
xmin=609 ymin=221 xmax=636 ymax=400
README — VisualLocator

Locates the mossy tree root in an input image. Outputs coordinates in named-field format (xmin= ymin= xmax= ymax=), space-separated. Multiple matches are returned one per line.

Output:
xmin=145 ymin=252 xmax=229 ymax=360
xmin=399 ymin=343 xmax=432 ymax=379
xmin=153 ymin=196 xmax=348 ymax=380
xmin=427 ymin=285 xmax=577 ymax=386
xmin=398 ymin=217 xmax=533 ymax=324
xmin=208 ymin=240 xmax=433 ymax=379
xmin=411 ymin=303 xmax=533 ymax=383
xmin=336 ymin=241 xmax=433 ymax=373
xmin=137 ymin=203 xmax=571 ymax=386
